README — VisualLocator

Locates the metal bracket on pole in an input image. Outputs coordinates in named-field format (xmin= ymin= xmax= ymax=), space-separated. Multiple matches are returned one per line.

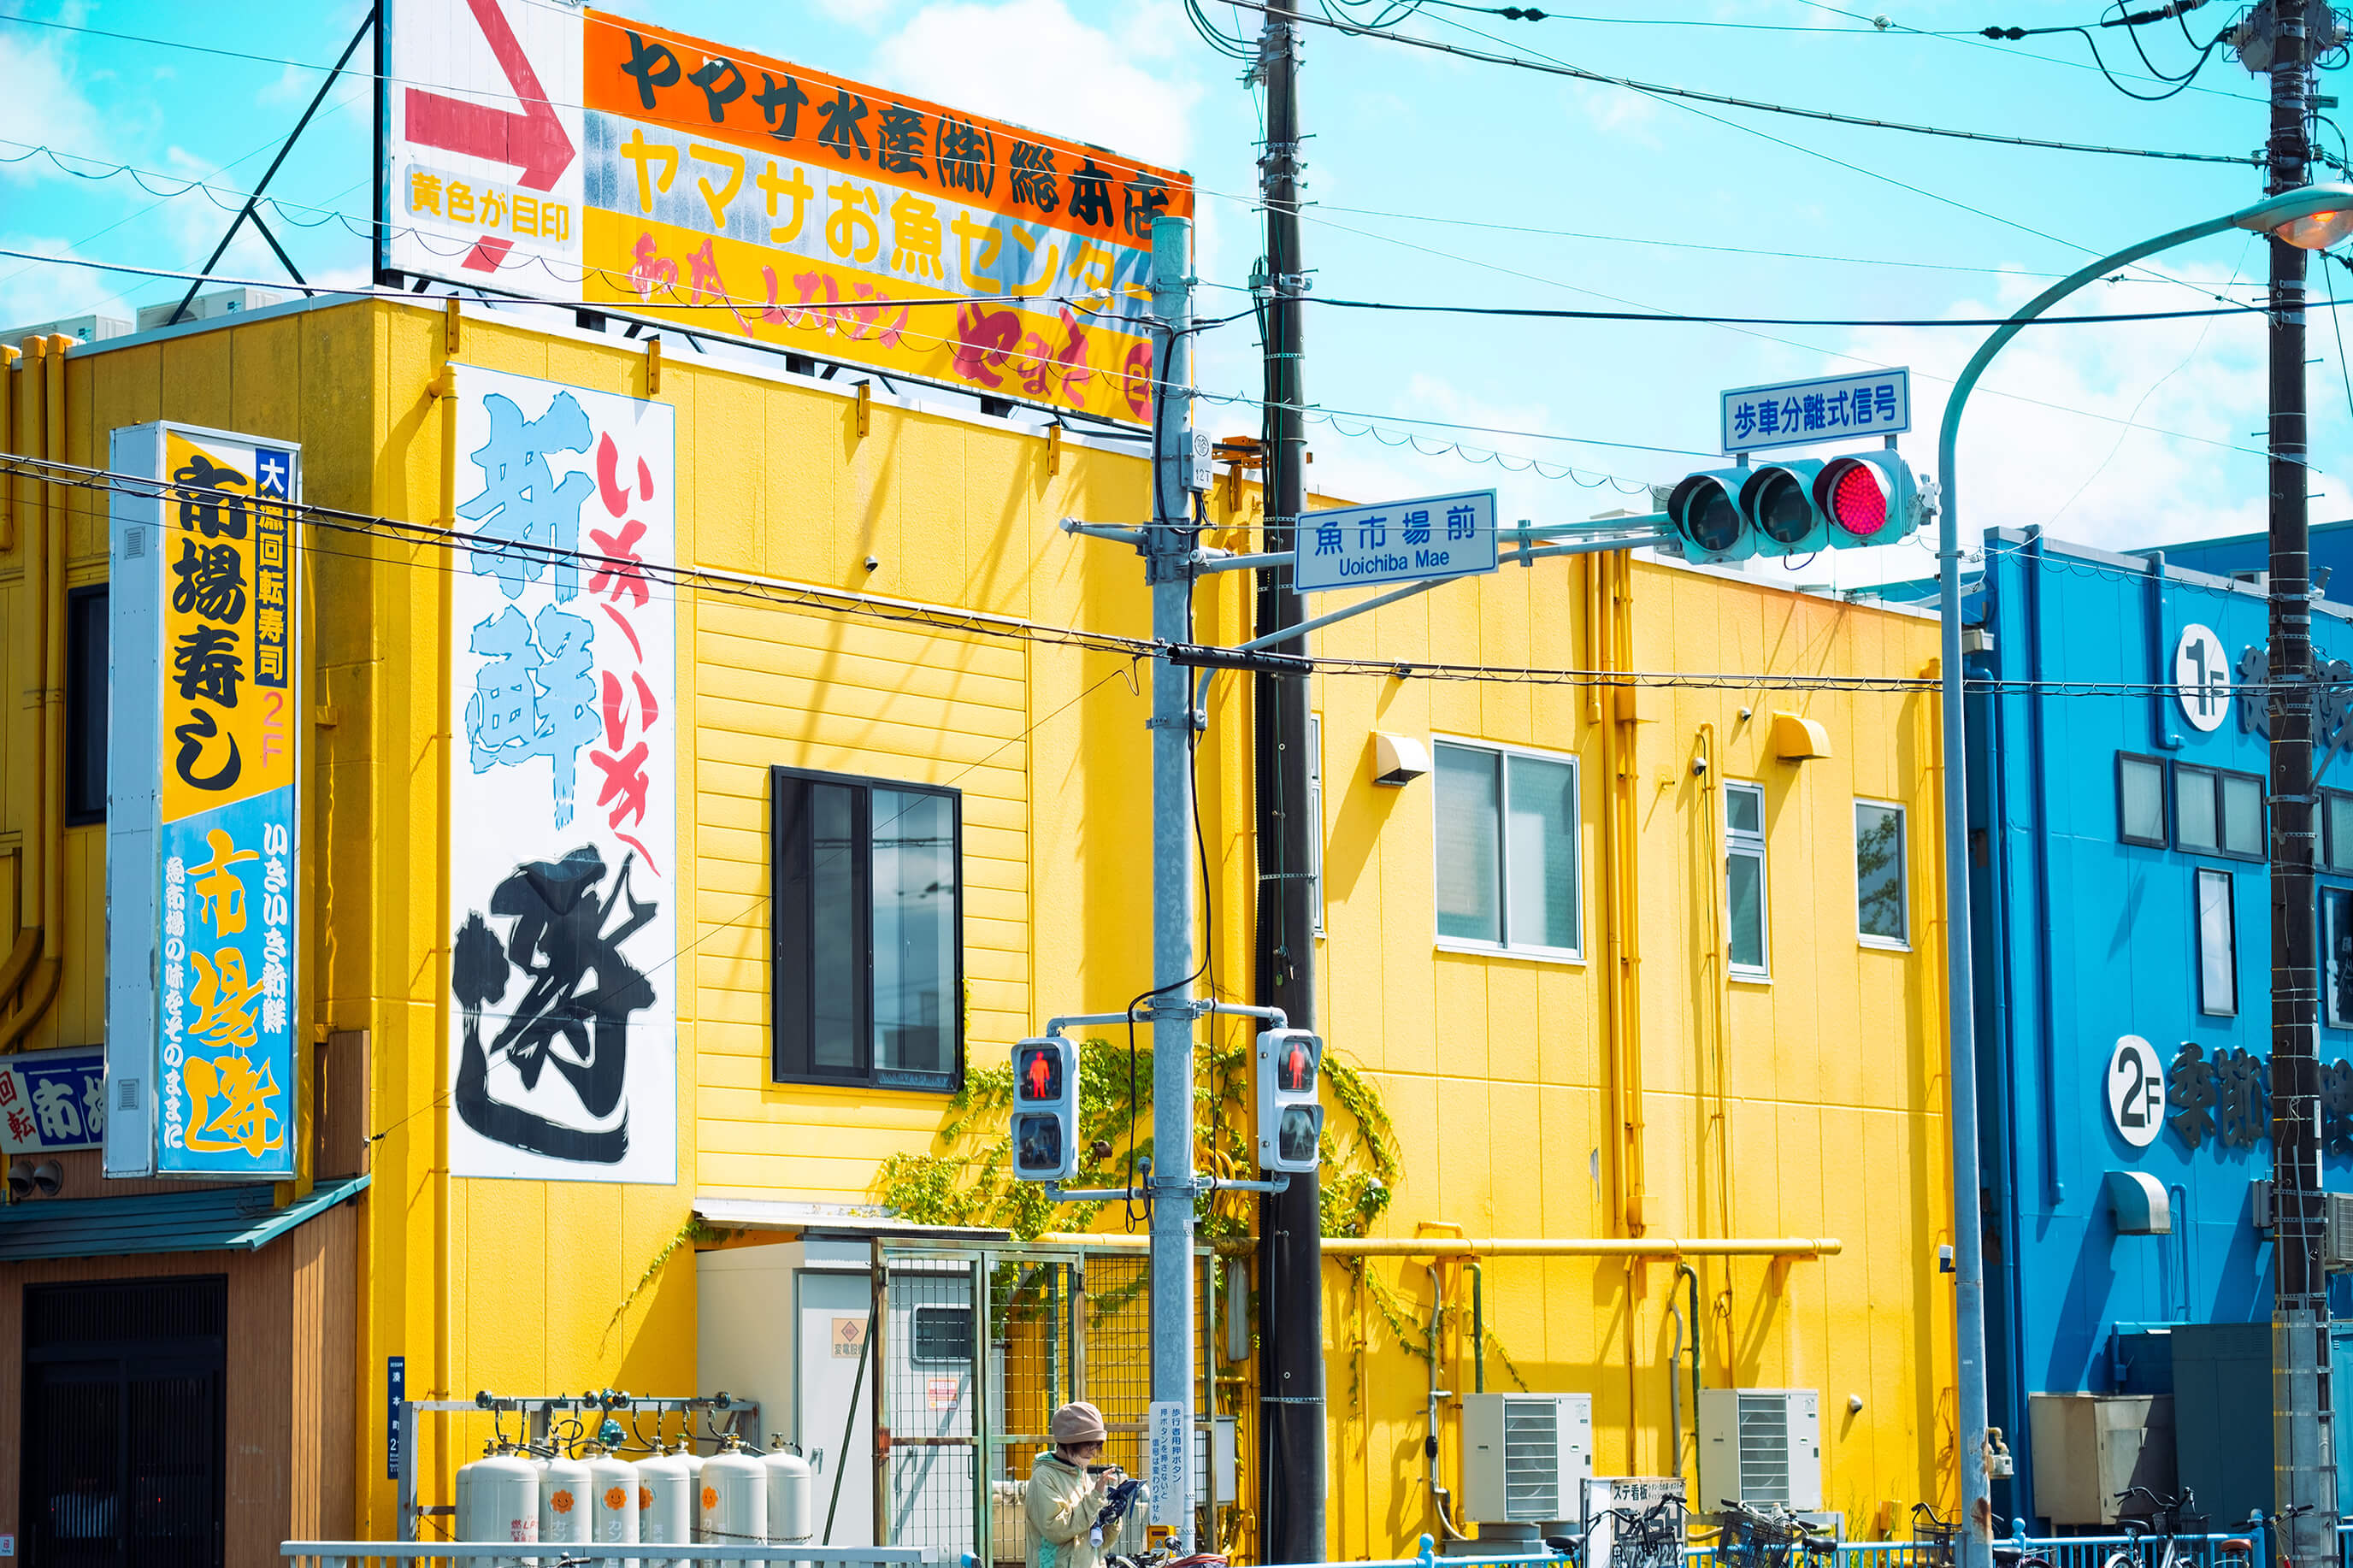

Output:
xmin=1060 ymin=516 xmax=1149 ymax=549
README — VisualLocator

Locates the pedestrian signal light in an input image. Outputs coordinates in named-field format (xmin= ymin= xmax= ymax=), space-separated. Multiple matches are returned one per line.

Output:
xmin=1255 ymin=1029 xmax=1325 ymax=1173
xmin=1011 ymin=1036 xmax=1080 ymax=1182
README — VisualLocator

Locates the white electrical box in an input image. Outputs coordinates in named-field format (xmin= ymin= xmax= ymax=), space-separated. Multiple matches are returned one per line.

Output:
xmin=2324 ymin=1192 xmax=2353 ymax=1272
xmin=1461 ymin=1393 xmax=1594 ymax=1525
xmin=1697 ymin=1389 xmax=1820 ymax=1512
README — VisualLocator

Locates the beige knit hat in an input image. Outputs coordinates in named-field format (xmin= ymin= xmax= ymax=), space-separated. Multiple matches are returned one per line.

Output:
xmin=1049 ymin=1400 xmax=1107 ymax=1446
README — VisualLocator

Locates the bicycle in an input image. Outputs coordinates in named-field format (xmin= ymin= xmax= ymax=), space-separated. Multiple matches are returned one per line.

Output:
xmin=1589 ymin=1495 xmax=1690 ymax=1568
xmin=2102 ymin=1487 xmax=2206 ymax=1568
xmin=1715 ymin=1498 xmax=1836 ymax=1568
xmin=1908 ymin=1502 xmax=2055 ymax=1568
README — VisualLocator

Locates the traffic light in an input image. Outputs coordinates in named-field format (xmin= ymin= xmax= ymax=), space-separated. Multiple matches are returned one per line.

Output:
xmin=1011 ymin=1036 xmax=1079 ymax=1182
xmin=1665 ymin=451 xmax=1929 ymax=563
xmin=1255 ymin=1029 xmax=1324 ymax=1173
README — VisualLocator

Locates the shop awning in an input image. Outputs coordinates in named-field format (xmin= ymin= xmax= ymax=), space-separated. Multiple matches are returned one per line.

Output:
xmin=0 ymin=1174 xmax=369 ymax=1262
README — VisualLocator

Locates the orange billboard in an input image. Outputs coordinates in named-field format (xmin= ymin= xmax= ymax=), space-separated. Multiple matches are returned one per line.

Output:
xmin=384 ymin=0 xmax=1192 ymax=423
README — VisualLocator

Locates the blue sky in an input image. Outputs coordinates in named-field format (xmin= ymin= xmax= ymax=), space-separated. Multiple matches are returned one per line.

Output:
xmin=0 ymin=0 xmax=2337 ymax=586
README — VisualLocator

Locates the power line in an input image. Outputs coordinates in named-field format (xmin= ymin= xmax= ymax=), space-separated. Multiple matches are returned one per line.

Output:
xmin=1306 ymin=292 xmax=2304 ymax=328
xmin=1213 ymin=0 xmax=2255 ymax=162
xmin=10 ymin=447 xmax=2344 ymax=699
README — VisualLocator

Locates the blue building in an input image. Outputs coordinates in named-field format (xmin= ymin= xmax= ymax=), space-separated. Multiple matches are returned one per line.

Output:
xmin=1961 ymin=526 xmax=2353 ymax=1533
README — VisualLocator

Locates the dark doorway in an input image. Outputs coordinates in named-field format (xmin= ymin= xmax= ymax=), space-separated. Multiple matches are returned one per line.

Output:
xmin=21 ymin=1276 xmax=227 ymax=1568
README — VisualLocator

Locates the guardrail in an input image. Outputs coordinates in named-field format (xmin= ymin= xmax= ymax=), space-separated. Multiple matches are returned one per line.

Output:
xmin=282 ymin=1546 xmax=928 ymax=1566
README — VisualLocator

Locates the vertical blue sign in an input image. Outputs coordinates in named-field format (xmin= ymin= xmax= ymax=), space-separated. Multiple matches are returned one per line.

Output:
xmin=386 ymin=1355 xmax=405 ymax=1480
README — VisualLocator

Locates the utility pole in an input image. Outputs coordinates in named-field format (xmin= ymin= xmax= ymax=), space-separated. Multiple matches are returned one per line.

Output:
xmin=1147 ymin=214 xmax=1201 ymax=1559
xmin=2259 ymin=2 xmax=2338 ymax=1563
xmin=1252 ymin=3 xmax=1327 ymax=1562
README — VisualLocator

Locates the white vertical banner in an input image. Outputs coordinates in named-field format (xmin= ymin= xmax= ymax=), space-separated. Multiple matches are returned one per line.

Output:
xmin=446 ymin=366 xmax=676 ymax=1184
xmin=1147 ymin=1400 xmax=1188 ymax=1527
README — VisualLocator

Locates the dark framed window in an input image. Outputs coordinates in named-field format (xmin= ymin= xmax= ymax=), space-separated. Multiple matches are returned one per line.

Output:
xmin=2175 ymin=763 xmax=2264 ymax=859
xmin=2117 ymin=753 xmax=2167 ymax=847
xmin=2325 ymin=789 xmax=2353 ymax=871
xmin=2197 ymin=867 xmax=2238 ymax=1017
xmin=770 ymin=765 xmax=962 ymax=1092
xmin=2324 ymin=884 xmax=2353 ymax=1028
xmin=64 ymin=586 xmax=108 ymax=824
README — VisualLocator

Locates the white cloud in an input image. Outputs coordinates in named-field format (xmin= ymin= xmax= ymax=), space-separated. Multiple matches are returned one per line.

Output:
xmin=814 ymin=0 xmax=911 ymax=31
xmin=870 ymin=0 xmax=1202 ymax=168
xmin=0 ymin=28 xmax=120 ymax=180
xmin=1565 ymin=80 xmax=1665 ymax=150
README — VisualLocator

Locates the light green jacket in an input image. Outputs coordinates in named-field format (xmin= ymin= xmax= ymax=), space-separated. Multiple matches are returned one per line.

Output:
xmin=1025 ymin=1452 xmax=1106 ymax=1568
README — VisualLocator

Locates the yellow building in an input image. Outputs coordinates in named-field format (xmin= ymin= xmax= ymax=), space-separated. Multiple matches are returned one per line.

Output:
xmin=0 ymin=294 xmax=1954 ymax=1561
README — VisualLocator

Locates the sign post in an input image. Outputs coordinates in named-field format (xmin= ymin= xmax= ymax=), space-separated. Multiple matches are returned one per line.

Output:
xmin=1719 ymin=368 xmax=1911 ymax=457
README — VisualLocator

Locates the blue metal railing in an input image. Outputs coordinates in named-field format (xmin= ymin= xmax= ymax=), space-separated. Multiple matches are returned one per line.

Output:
xmin=1293 ymin=1523 xmax=2353 ymax=1568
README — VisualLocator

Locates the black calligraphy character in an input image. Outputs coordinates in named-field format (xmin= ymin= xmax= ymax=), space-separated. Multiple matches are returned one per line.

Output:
xmin=1008 ymin=141 xmax=1059 ymax=213
xmin=171 ymin=707 xmax=242 ymax=793
xmin=173 ymin=451 xmax=250 ymax=539
xmin=817 ymin=90 xmax=870 ymax=162
xmin=1067 ymin=157 xmax=1116 ymax=229
xmin=451 ymin=846 xmax=655 ymax=1166
xmin=2215 ymin=1046 xmax=2269 ymax=1149
xmin=936 ymin=117 xmax=994 ymax=195
xmin=2238 ymin=643 xmax=2272 ymax=738
xmin=2322 ymin=1058 xmax=2353 ymax=1157
xmin=877 ymin=104 xmax=927 ymax=177
xmin=687 ymin=55 xmax=745 ymax=122
xmin=1122 ymin=176 xmax=1171 ymax=241
xmin=2168 ymin=1040 xmax=2216 ymax=1149
xmin=171 ymin=625 xmax=245 ymax=709
xmin=755 ymin=71 xmax=810 ymax=140
xmin=171 ymin=537 xmax=247 ymax=624
xmin=619 ymin=31 xmax=681 ymax=109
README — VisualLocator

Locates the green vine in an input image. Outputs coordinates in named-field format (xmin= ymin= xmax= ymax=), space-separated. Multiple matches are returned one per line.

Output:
xmin=605 ymin=1215 xmax=726 ymax=1353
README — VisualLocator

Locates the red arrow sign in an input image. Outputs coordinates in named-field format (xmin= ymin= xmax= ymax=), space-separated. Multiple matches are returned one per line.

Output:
xmin=402 ymin=0 xmax=575 ymax=191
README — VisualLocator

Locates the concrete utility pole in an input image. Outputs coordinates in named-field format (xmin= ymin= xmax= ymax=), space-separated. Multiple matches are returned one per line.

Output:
xmin=1147 ymin=214 xmax=1202 ymax=1558
xmin=2258 ymin=0 xmax=2338 ymax=1559
xmin=1252 ymin=3 xmax=1328 ymax=1561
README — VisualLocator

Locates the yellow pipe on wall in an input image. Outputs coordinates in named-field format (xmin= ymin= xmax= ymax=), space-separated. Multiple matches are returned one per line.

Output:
xmin=1609 ymin=551 xmax=1648 ymax=1234
xmin=0 ymin=335 xmax=65 ymax=1052
xmin=1321 ymin=1237 xmax=1842 ymax=1258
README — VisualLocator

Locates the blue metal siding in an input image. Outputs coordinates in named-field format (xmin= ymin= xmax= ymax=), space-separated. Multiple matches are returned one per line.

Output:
xmin=1970 ymin=528 xmax=2353 ymax=1530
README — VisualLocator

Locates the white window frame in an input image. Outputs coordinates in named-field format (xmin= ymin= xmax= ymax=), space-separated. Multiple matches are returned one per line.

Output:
xmin=1855 ymin=798 xmax=1912 ymax=952
xmin=1307 ymin=710 xmax=1327 ymax=940
xmin=1430 ymin=735 xmax=1585 ymax=964
xmin=1724 ymin=781 xmax=1770 ymax=981
xmin=2197 ymin=866 xmax=2238 ymax=1017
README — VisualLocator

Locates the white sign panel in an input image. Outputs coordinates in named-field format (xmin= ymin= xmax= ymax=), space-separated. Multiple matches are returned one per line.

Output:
xmin=1721 ymin=367 xmax=1910 ymax=455
xmin=1148 ymin=1400 xmax=1188 ymax=1527
xmin=2107 ymin=1035 xmax=2167 ymax=1150
xmin=2174 ymin=623 xmax=2231 ymax=733
xmin=1294 ymin=489 xmax=1498 ymax=594
xmin=384 ymin=0 xmax=586 ymax=284
xmin=447 ymin=366 xmax=676 ymax=1184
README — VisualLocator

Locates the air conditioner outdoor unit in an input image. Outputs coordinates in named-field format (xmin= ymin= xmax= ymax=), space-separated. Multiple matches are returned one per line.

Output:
xmin=2323 ymin=1193 xmax=2353 ymax=1272
xmin=1460 ymin=1392 xmax=1594 ymax=1526
xmin=1697 ymin=1389 xmax=1820 ymax=1512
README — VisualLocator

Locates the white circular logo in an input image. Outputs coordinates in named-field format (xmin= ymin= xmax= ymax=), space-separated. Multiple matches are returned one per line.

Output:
xmin=2174 ymin=624 xmax=2231 ymax=733
xmin=2106 ymin=1034 xmax=2167 ymax=1149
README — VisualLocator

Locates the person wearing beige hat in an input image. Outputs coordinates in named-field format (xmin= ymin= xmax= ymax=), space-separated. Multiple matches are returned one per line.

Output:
xmin=1025 ymin=1401 xmax=1121 ymax=1568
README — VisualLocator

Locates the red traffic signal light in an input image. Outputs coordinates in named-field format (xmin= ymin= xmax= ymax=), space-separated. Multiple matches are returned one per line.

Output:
xmin=1255 ymin=1029 xmax=1324 ymax=1173
xmin=1015 ymin=1041 xmax=1064 ymax=1102
xmin=1277 ymin=1036 xmax=1316 ymax=1094
xmin=1010 ymin=1036 xmax=1079 ymax=1182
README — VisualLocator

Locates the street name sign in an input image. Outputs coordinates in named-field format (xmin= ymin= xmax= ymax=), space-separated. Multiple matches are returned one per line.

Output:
xmin=1294 ymin=488 xmax=1498 ymax=593
xmin=1720 ymin=368 xmax=1911 ymax=455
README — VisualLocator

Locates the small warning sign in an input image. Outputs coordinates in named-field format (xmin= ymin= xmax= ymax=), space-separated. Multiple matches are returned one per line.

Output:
xmin=928 ymin=1376 xmax=960 ymax=1410
xmin=833 ymin=1316 xmax=867 ymax=1358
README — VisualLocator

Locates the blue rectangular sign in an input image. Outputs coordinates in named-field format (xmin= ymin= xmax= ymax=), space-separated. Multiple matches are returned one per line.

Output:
xmin=1294 ymin=489 xmax=1498 ymax=594
xmin=1720 ymin=367 xmax=1910 ymax=455
xmin=386 ymin=1356 xmax=405 ymax=1480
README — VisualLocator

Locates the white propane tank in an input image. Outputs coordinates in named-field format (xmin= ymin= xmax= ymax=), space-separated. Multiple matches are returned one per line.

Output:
xmin=637 ymin=1442 xmax=696 ymax=1547
xmin=699 ymin=1436 xmax=768 ymax=1564
xmin=540 ymin=1451 xmax=593 ymax=1548
xmin=581 ymin=1443 xmax=640 ymax=1566
xmin=457 ymin=1447 xmax=541 ymax=1558
xmin=763 ymin=1437 xmax=814 ymax=1544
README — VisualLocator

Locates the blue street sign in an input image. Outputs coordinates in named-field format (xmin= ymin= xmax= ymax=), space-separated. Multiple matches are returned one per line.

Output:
xmin=1720 ymin=368 xmax=1910 ymax=455
xmin=1294 ymin=488 xmax=1498 ymax=593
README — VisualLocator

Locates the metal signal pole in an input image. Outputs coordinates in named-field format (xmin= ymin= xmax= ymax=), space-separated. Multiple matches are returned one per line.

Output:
xmin=1253 ymin=3 xmax=1327 ymax=1561
xmin=2260 ymin=1 xmax=2338 ymax=1560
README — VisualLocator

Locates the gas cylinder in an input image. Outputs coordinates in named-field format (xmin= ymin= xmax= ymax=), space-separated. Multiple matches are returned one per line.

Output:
xmin=699 ymin=1435 xmax=768 ymax=1564
xmin=581 ymin=1442 xmax=640 ymax=1566
xmin=763 ymin=1437 xmax=814 ymax=1544
xmin=457 ymin=1446 xmax=541 ymax=1559
xmin=540 ymin=1450 xmax=593 ymax=1548
xmin=637 ymin=1441 xmax=696 ymax=1547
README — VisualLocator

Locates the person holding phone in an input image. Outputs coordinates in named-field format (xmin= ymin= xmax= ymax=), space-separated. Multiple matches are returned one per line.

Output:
xmin=1027 ymin=1401 xmax=1124 ymax=1568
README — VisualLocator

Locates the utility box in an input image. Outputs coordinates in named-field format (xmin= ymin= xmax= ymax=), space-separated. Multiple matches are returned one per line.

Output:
xmin=1698 ymin=1390 xmax=1821 ymax=1512
xmin=2027 ymin=1394 xmax=2175 ymax=1527
xmin=2173 ymin=1322 xmax=2270 ymax=1530
xmin=1460 ymin=1393 xmax=1594 ymax=1527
